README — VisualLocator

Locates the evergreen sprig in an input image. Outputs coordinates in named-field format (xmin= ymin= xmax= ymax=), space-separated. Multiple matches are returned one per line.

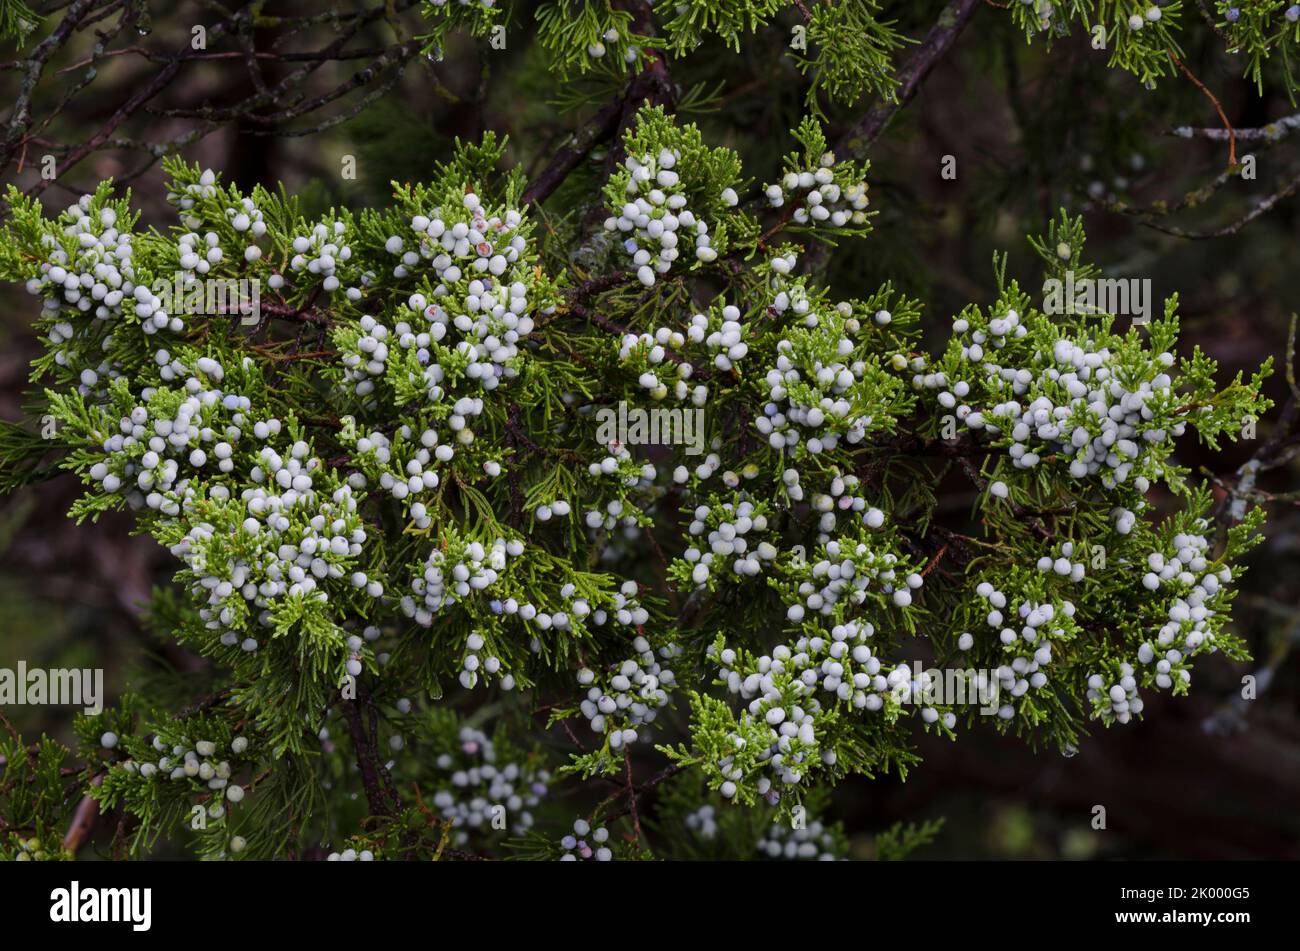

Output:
xmin=0 ymin=107 xmax=1272 ymax=860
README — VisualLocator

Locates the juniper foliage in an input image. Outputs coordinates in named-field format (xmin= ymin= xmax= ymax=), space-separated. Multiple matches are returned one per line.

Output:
xmin=0 ymin=0 xmax=1286 ymax=862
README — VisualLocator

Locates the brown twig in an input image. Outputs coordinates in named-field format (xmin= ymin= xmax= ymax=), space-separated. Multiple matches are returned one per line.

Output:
xmin=1168 ymin=48 xmax=1236 ymax=167
xmin=62 ymin=771 xmax=105 ymax=853
xmin=342 ymin=683 xmax=400 ymax=817
xmin=624 ymin=751 xmax=643 ymax=844
xmin=522 ymin=97 xmax=625 ymax=206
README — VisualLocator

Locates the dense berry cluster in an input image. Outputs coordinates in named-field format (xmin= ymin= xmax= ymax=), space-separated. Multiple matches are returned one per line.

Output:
xmin=402 ymin=534 xmax=519 ymax=625
xmin=559 ymin=818 xmax=613 ymax=861
xmin=764 ymin=151 xmax=870 ymax=229
xmin=679 ymin=498 xmax=775 ymax=588
xmin=604 ymin=147 xmax=728 ymax=286
xmin=1035 ymin=541 xmax=1089 ymax=584
xmin=25 ymin=197 xmax=138 ymax=389
xmin=758 ymin=818 xmax=845 ymax=861
xmin=577 ymin=636 xmax=679 ymax=751
xmin=1138 ymin=527 xmax=1231 ymax=681
xmin=381 ymin=195 xmax=538 ymax=385
xmin=118 ymin=734 xmax=248 ymax=822
xmin=971 ymin=580 xmax=1077 ymax=720
xmin=169 ymin=444 xmax=374 ymax=653
xmin=1086 ymin=522 xmax=1235 ymax=725
xmin=288 ymin=221 xmax=356 ymax=295
xmin=921 ymin=308 xmax=1186 ymax=488
xmin=772 ymin=534 xmax=925 ymax=615
xmin=1086 ymin=664 xmax=1146 ymax=725
xmin=758 ymin=271 xmax=902 ymax=456
xmin=429 ymin=726 xmax=550 ymax=843
xmin=6 ymin=835 xmax=69 ymax=862
xmin=0 ymin=112 xmax=1271 ymax=860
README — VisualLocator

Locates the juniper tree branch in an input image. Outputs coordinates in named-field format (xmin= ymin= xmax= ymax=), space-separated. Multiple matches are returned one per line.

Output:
xmin=1168 ymin=48 xmax=1236 ymax=167
xmin=61 ymin=770 xmax=104 ymax=854
xmin=176 ymin=689 xmax=232 ymax=720
xmin=3 ymin=0 xmax=427 ymax=195
xmin=1169 ymin=111 xmax=1300 ymax=143
xmin=605 ymin=0 xmax=675 ymax=173
xmin=0 ymin=0 xmax=99 ymax=175
xmin=23 ymin=0 xmax=250 ymax=199
xmin=956 ymin=455 xmax=1053 ymax=540
xmin=566 ymin=271 xmax=634 ymax=297
xmin=0 ymin=709 xmax=36 ymax=772
xmin=145 ymin=3 xmax=417 ymax=123
xmin=522 ymin=96 xmax=625 ymax=206
xmin=569 ymin=0 xmax=677 ymax=242
xmin=1214 ymin=392 xmax=1300 ymax=525
xmin=833 ymin=0 xmax=981 ymax=161
xmin=1099 ymin=116 xmax=1299 ymax=230
xmin=366 ymin=687 xmax=402 ymax=809
xmin=342 ymin=683 xmax=400 ymax=817
xmin=600 ymin=761 xmax=688 ymax=825
xmin=25 ymin=54 xmax=183 ymax=198
xmin=27 ymin=5 xmax=134 ymax=148
xmin=234 ymin=39 xmax=423 ymax=128
xmin=878 ymin=431 xmax=998 ymax=460
xmin=1101 ymin=161 xmax=1241 ymax=222
xmin=1192 ymin=0 xmax=1234 ymax=42
xmin=244 ymin=64 xmax=413 ymax=138
xmin=1130 ymin=164 xmax=1300 ymax=239
xmin=56 ymin=43 xmax=420 ymax=72
xmin=58 ymin=689 xmax=237 ymax=853
xmin=624 ymin=750 xmax=643 ymax=844
xmin=259 ymin=302 xmax=333 ymax=327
